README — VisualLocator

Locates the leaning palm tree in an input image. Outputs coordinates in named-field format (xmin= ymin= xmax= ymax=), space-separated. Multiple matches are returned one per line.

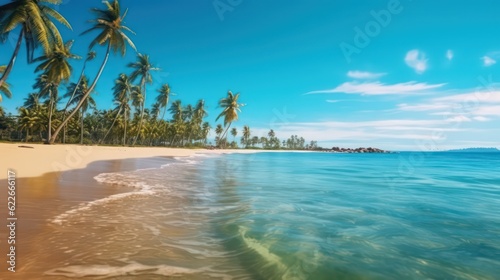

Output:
xmin=63 ymin=51 xmax=96 ymax=113
xmin=64 ymin=76 xmax=96 ymax=144
xmin=34 ymin=40 xmax=80 ymax=142
xmin=215 ymin=90 xmax=244 ymax=148
xmin=0 ymin=0 xmax=72 ymax=88
xmin=61 ymin=50 xmax=96 ymax=143
xmin=49 ymin=0 xmax=136 ymax=144
xmin=128 ymin=53 xmax=159 ymax=145
xmin=0 ymin=66 xmax=12 ymax=102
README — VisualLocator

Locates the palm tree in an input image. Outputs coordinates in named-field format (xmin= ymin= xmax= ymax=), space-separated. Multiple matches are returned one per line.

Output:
xmin=23 ymin=93 xmax=42 ymax=109
xmin=34 ymin=40 xmax=80 ymax=142
xmin=201 ymin=122 xmax=210 ymax=144
xmin=18 ymin=106 xmax=42 ymax=142
xmin=0 ymin=66 xmax=12 ymax=102
xmin=64 ymin=76 xmax=96 ymax=144
xmin=169 ymin=100 xmax=183 ymax=122
xmin=151 ymin=102 xmax=160 ymax=120
xmin=242 ymin=125 xmax=250 ymax=148
xmin=107 ymin=73 xmax=132 ymax=145
xmin=49 ymin=0 xmax=136 ymax=144
xmin=156 ymin=84 xmax=171 ymax=120
xmin=32 ymin=73 xmax=57 ymax=140
xmin=215 ymin=90 xmax=244 ymax=148
xmin=251 ymin=136 xmax=259 ymax=147
xmin=215 ymin=124 xmax=223 ymax=147
xmin=63 ymin=51 xmax=96 ymax=113
xmin=0 ymin=0 xmax=72 ymax=87
xmin=231 ymin=127 xmax=237 ymax=143
xmin=128 ymin=53 xmax=159 ymax=145
xmin=61 ymin=50 xmax=96 ymax=143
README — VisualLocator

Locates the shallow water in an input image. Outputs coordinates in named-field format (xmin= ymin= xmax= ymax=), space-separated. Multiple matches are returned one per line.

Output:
xmin=15 ymin=152 xmax=500 ymax=279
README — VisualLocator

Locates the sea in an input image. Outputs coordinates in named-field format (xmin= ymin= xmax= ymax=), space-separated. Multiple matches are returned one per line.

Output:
xmin=41 ymin=152 xmax=500 ymax=279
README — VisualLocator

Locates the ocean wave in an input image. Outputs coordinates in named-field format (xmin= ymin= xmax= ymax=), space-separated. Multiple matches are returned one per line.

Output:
xmin=50 ymin=189 xmax=156 ymax=225
xmin=49 ymin=155 xmax=204 ymax=226
xmin=44 ymin=261 xmax=234 ymax=279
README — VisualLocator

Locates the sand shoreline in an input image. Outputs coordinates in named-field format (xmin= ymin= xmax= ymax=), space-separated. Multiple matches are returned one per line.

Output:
xmin=0 ymin=143 xmax=262 ymax=180
xmin=0 ymin=147 xmax=261 ymax=277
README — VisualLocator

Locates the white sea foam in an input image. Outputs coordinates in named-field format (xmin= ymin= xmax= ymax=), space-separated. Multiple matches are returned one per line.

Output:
xmin=50 ymin=155 xmax=206 ymax=226
xmin=50 ymin=190 xmax=155 ymax=225
xmin=44 ymin=261 xmax=214 ymax=278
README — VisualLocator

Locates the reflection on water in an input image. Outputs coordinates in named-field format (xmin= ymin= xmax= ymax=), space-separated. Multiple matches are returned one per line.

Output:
xmin=2 ymin=152 xmax=500 ymax=279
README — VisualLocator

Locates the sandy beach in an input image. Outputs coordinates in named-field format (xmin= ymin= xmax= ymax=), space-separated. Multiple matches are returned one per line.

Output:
xmin=0 ymin=143 xmax=259 ymax=180
xmin=0 ymin=143 xmax=262 ymax=278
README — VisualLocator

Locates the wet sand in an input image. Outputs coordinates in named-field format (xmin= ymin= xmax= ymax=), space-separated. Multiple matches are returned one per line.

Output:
xmin=0 ymin=156 xmax=175 ymax=278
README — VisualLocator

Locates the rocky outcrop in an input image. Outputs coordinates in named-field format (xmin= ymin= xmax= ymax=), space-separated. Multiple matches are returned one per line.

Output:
xmin=329 ymin=147 xmax=390 ymax=153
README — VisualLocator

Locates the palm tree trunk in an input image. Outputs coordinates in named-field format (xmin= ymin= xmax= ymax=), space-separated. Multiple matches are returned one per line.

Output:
xmin=0 ymin=29 xmax=24 ymax=88
xmin=63 ymin=125 xmax=66 ymax=143
xmin=47 ymin=94 xmax=54 ymax=143
xmin=132 ymin=80 xmax=147 ymax=146
xmin=101 ymin=107 xmax=122 ymax=144
xmin=161 ymin=107 xmax=166 ymax=121
xmin=131 ymin=104 xmax=143 ymax=146
xmin=80 ymin=109 xmax=84 ymax=144
xmin=62 ymin=56 xmax=92 ymax=145
xmin=219 ymin=123 xmax=232 ymax=148
xmin=123 ymin=107 xmax=127 ymax=146
xmin=49 ymin=43 xmax=111 ymax=144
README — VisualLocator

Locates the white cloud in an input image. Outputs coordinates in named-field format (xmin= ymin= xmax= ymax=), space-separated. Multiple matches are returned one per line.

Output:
xmin=394 ymin=88 xmax=500 ymax=122
xmin=446 ymin=50 xmax=454 ymax=61
xmin=473 ymin=116 xmax=490 ymax=122
xmin=473 ymin=105 xmax=500 ymax=116
xmin=433 ymin=90 xmax=500 ymax=103
xmin=347 ymin=71 xmax=386 ymax=79
xmin=446 ymin=115 xmax=471 ymax=123
xmin=307 ymin=81 xmax=445 ymax=95
xmin=397 ymin=103 xmax=452 ymax=112
xmin=326 ymin=100 xmax=340 ymax=103
xmin=405 ymin=49 xmax=428 ymax=74
xmin=482 ymin=56 xmax=496 ymax=67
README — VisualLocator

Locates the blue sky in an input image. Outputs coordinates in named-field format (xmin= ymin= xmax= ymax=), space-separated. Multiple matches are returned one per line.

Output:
xmin=1 ymin=0 xmax=500 ymax=150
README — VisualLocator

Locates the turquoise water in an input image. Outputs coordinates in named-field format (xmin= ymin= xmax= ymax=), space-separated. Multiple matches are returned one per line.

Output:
xmin=45 ymin=152 xmax=500 ymax=279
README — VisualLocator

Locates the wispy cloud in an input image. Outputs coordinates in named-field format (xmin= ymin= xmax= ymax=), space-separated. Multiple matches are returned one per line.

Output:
xmin=326 ymin=100 xmax=340 ymax=103
xmin=307 ymin=81 xmax=445 ymax=95
xmin=482 ymin=56 xmax=496 ymax=67
xmin=397 ymin=103 xmax=452 ymax=112
xmin=433 ymin=90 xmax=500 ymax=103
xmin=405 ymin=49 xmax=428 ymax=74
xmin=446 ymin=50 xmax=454 ymax=61
xmin=347 ymin=71 xmax=386 ymax=80
xmin=474 ymin=116 xmax=490 ymax=122
xmin=395 ymin=88 xmax=500 ymax=122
